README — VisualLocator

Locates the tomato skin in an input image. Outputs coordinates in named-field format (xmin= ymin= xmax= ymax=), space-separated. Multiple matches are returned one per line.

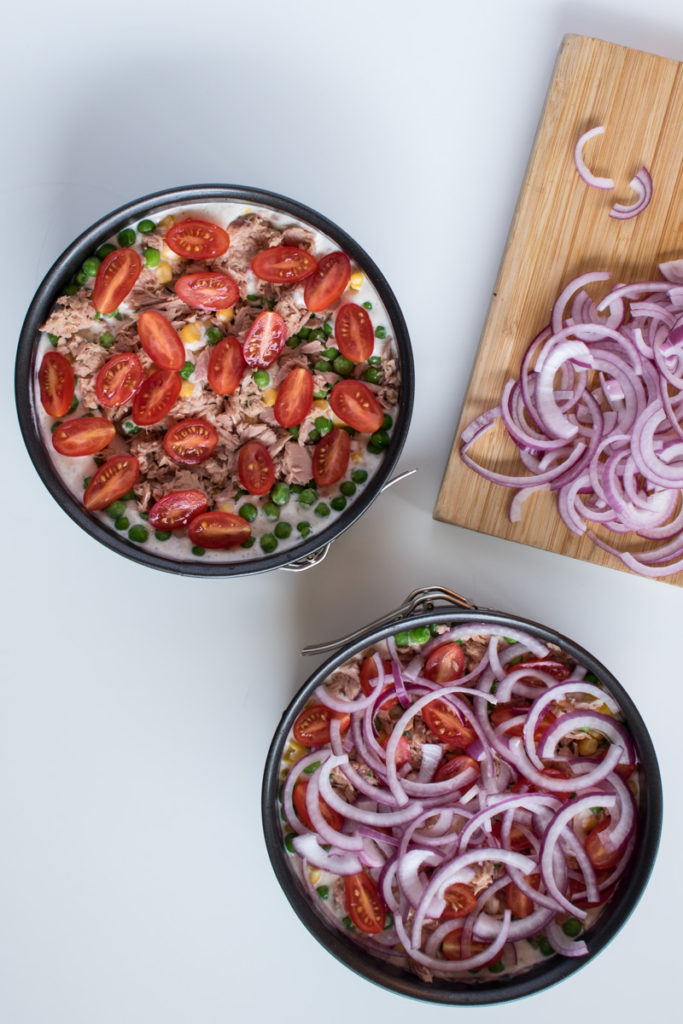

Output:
xmin=148 ymin=490 xmax=208 ymax=530
xmin=505 ymin=875 xmax=539 ymax=919
xmin=329 ymin=380 xmax=384 ymax=434
xmin=163 ymin=418 xmax=218 ymax=466
xmin=312 ymin=428 xmax=350 ymax=487
xmin=422 ymin=699 xmax=477 ymax=749
xmin=334 ymin=303 xmax=374 ymax=363
xmin=174 ymin=272 xmax=239 ymax=311
xmin=441 ymin=883 xmax=477 ymax=920
xmin=131 ymin=369 xmax=181 ymax=426
xmin=187 ymin=510 xmax=251 ymax=549
xmin=207 ymin=337 xmax=245 ymax=395
xmin=424 ymin=642 xmax=465 ymax=683
xmin=92 ymin=248 xmax=142 ymax=314
xmin=237 ymin=441 xmax=275 ymax=495
xmin=38 ymin=351 xmax=75 ymax=417
xmin=379 ymin=731 xmax=411 ymax=767
xmin=345 ymin=872 xmax=386 ymax=934
xmin=83 ymin=455 xmax=140 ymax=511
xmin=292 ymin=704 xmax=350 ymax=747
xmin=274 ymin=367 xmax=314 ymax=427
xmin=433 ymin=754 xmax=479 ymax=784
xmin=441 ymin=928 xmax=500 ymax=968
xmin=292 ymin=779 xmax=343 ymax=832
xmin=360 ymin=656 xmax=393 ymax=696
xmin=52 ymin=416 xmax=115 ymax=457
xmin=508 ymin=657 xmax=572 ymax=684
xmin=136 ymin=311 xmax=185 ymax=370
xmin=251 ymin=245 xmax=317 ymax=284
xmin=490 ymin=703 xmax=556 ymax=741
xmin=304 ymin=251 xmax=351 ymax=312
xmin=165 ymin=218 xmax=230 ymax=259
xmin=585 ymin=816 xmax=623 ymax=870
xmin=243 ymin=311 xmax=287 ymax=368
xmin=95 ymin=352 xmax=143 ymax=409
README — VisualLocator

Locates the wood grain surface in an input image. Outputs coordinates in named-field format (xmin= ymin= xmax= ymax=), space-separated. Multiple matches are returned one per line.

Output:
xmin=434 ymin=33 xmax=683 ymax=585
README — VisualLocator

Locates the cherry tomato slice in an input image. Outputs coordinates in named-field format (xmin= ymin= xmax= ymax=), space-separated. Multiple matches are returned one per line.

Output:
xmin=274 ymin=366 xmax=314 ymax=427
xmin=334 ymin=302 xmax=375 ymax=363
xmin=312 ymin=428 xmax=350 ymax=487
xmin=433 ymin=754 xmax=479 ymax=784
xmin=360 ymin=656 xmax=393 ymax=696
xmin=508 ymin=657 xmax=572 ymax=684
xmin=187 ymin=510 xmax=251 ymax=549
xmin=329 ymin=380 xmax=384 ymax=434
xmin=92 ymin=248 xmax=142 ymax=314
xmin=83 ymin=455 xmax=139 ymax=511
xmin=505 ymin=875 xmax=539 ymax=919
xmin=131 ymin=369 xmax=181 ymax=426
xmin=136 ymin=311 xmax=185 ymax=370
xmin=165 ymin=218 xmax=229 ymax=259
xmin=174 ymin=272 xmax=239 ymax=311
xmin=292 ymin=704 xmax=350 ymax=747
xmin=52 ymin=416 xmax=115 ymax=457
xmin=292 ymin=779 xmax=343 ymax=832
xmin=251 ymin=245 xmax=317 ymax=284
xmin=422 ymin=699 xmax=477 ymax=749
xmin=303 ymin=251 xmax=351 ymax=312
xmin=585 ymin=816 xmax=623 ymax=870
xmin=345 ymin=872 xmax=386 ymax=934
xmin=441 ymin=883 xmax=477 ymax=920
xmin=442 ymin=929 xmax=500 ymax=968
xmin=95 ymin=353 xmax=143 ymax=409
xmin=243 ymin=311 xmax=287 ymax=368
xmin=207 ymin=337 xmax=245 ymax=395
xmin=424 ymin=642 xmax=465 ymax=683
xmin=148 ymin=490 xmax=208 ymax=531
xmin=163 ymin=418 xmax=218 ymax=465
xmin=38 ymin=351 xmax=75 ymax=417
xmin=237 ymin=441 xmax=275 ymax=495
xmin=490 ymin=703 xmax=556 ymax=741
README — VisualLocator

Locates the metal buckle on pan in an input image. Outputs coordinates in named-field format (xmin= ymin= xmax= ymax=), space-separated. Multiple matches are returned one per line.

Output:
xmin=280 ymin=468 xmax=418 ymax=574
xmin=301 ymin=585 xmax=476 ymax=656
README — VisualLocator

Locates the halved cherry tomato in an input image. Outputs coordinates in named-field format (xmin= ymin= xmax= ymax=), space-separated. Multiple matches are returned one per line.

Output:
xmin=422 ymin=699 xmax=477 ymax=749
xmin=251 ymin=245 xmax=317 ymax=283
xmin=174 ymin=272 xmax=239 ymax=311
xmin=379 ymin=732 xmax=411 ymax=768
xmin=38 ymin=351 xmax=75 ymax=417
xmin=433 ymin=754 xmax=479 ymax=784
xmin=163 ymin=418 xmax=218 ymax=465
xmin=95 ymin=353 xmax=143 ymax=409
xmin=237 ymin=441 xmax=275 ymax=495
xmin=312 ymin=427 xmax=350 ymax=487
xmin=507 ymin=657 xmax=572 ymax=684
xmin=136 ymin=311 xmax=185 ymax=370
xmin=441 ymin=882 xmax=477 ymax=920
xmin=567 ymin=869 xmax=615 ymax=909
xmin=491 ymin=815 xmax=533 ymax=852
xmin=83 ymin=455 xmax=139 ymax=511
xmin=490 ymin=703 xmax=556 ymax=741
xmin=505 ymin=875 xmax=540 ymax=919
xmin=187 ymin=510 xmax=251 ymax=549
xmin=243 ymin=311 xmax=287 ymax=368
xmin=510 ymin=766 xmax=572 ymax=803
xmin=334 ymin=302 xmax=374 ymax=362
xmin=360 ymin=656 xmax=393 ymax=696
xmin=165 ymin=218 xmax=229 ymax=259
xmin=92 ymin=248 xmax=142 ymax=314
xmin=52 ymin=416 xmax=115 ymax=457
xmin=304 ymin=251 xmax=351 ymax=312
xmin=345 ymin=871 xmax=386 ymax=934
xmin=424 ymin=642 xmax=465 ymax=683
xmin=292 ymin=779 xmax=343 ymax=832
xmin=131 ymin=369 xmax=181 ymax=425
xmin=441 ymin=927 xmax=500 ymax=968
xmin=148 ymin=490 xmax=208 ymax=531
xmin=207 ymin=337 xmax=245 ymax=395
xmin=292 ymin=704 xmax=350 ymax=748
xmin=329 ymin=380 xmax=384 ymax=434
xmin=584 ymin=815 xmax=623 ymax=870
xmin=274 ymin=366 xmax=314 ymax=427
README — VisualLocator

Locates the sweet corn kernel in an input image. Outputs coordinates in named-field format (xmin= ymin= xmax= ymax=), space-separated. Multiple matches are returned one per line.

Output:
xmin=348 ymin=271 xmax=364 ymax=291
xmin=161 ymin=243 xmax=177 ymax=261
xmin=351 ymin=451 xmax=363 ymax=463
xmin=218 ymin=501 xmax=235 ymax=513
xmin=283 ymin=741 xmax=307 ymax=766
xmin=330 ymin=413 xmax=346 ymax=427
xmin=156 ymin=261 xmax=173 ymax=284
xmin=180 ymin=322 xmax=201 ymax=345
xmin=159 ymin=215 xmax=175 ymax=230
xmin=263 ymin=388 xmax=277 ymax=407
xmin=578 ymin=735 xmax=600 ymax=756
xmin=179 ymin=381 xmax=195 ymax=399
xmin=308 ymin=868 xmax=322 ymax=885
xmin=216 ymin=307 xmax=235 ymax=324
xmin=313 ymin=399 xmax=328 ymax=411
xmin=597 ymin=703 xmax=613 ymax=716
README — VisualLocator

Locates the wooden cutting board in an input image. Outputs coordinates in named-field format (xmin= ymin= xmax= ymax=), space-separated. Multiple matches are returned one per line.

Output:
xmin=434 ymin=33 xmax=683 ymax=585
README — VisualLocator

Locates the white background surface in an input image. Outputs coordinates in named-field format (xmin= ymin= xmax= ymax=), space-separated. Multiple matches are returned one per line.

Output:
xmin=2 ymin=1 xmax=680 ymax=1020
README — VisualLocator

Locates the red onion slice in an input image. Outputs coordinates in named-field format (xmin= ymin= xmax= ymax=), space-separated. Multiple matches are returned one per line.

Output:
xmin=292 ymin=832 xmax=363 ymax=875
xmin=574 ymin=126 xmax=615 ymax=190
xmin=609 ymin=167 xmax=653 ymax=220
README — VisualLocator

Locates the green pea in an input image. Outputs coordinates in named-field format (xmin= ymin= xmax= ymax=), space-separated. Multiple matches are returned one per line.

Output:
xmin=375 ymin=325 xmax=386 ymax=339
xmin=285 ymin=334 xmax=301 ymax=349
xmin=395 ymin=631 xmax=410 ymax=647
xmin=488 ymin=961 xmax=505 ymax=974
xmin=368 ymin=429 xmax=391 ymax=453
xmin=362 ymin=300 xmax=373 ymax=310
xmin=143 ymin=247 xmax=160 ymax=268
xmin=100 ymin=331 xmax=115 ymax=349
xmin=290 ymin=484 xmax=303 ymax=494
xmin=63 ymin=283 xmax=79 ymax=296
xmin=287 ymin=425 xmax=300 ymax=440
xmin=106 ymin=500 xmax=127 ymax=520
xmin=351 ymin=468 xmax=368 ymax=484
xmin=270 ymin=483 xmax=289 ymax=507
xmin=342 ymin=915 xmax=354 ymax=930
xmin=331 ymin=496 xmax=347 ymax=512
xmin=562 ymin=918 xmax=582 ymax=938
xmin=312 ymin=389 xmax=329 ymax=400
xmin=246 ymin=293 xmax=260 ymax=301
xmin=234 ymin=488 xmax=247 ymax=500
xmin=205 ymin=326 xmax=223 ymax=346
xmin=137 ymin=219 xmax=156 ymax=234
xmin=340 ymin=480 xmax=356 ymax=497
xmin=322 ymin=347 xmax=339 ymax=360
xmin=323 ymin=321 xmax=333 ymax=336
xmin=96 ymin=243 xmax=116 ymax=261
xmin=117 ymin=227 xmax=136 ymax=248
xmin=363 ymin=367 xmax=382 ymax=384
xmin=191 ymin=545 xmax=206 ymax=556
xmin=307 ymin=428 xmax=321 ymax=444
xmin=128 ymin=525 xmax=148 ymax=543
xmin=333 ymin=355 xmax=354 ymax=376
xmin=50 ymin=420 xmax=62 ymax=434
xmin=409 ymin=626 xmax=431 ymax=645
xmin=274 ymin=521 xmax=292 ymax=539
xmin=241 ymin=537 xmax=256 ymax=549
xmin=314 ymin=417 xmax=332 ymax=436
xmin=82 ymin=256 xmax=101 ymax=277
xmin=68 ymin=396 xmax=78 ymax=413
xmin=114 ymin=516 xmax=130 ymax=531
xmin=180 ymin=361 xmax=194 ymax=380
xmin=298 ymin=327 xmax=311 ymax=340
xmin=314 ymin=360 xmax=332 ymax=373
xmin=384 ymin=912 xmax=394 ymax=930
xmin=367 ymin=355 xmax=381 ymax=366
xmin=316 ymin=885 xmax=329 ymax=900
xmin=283 ymin=833 xmax=295 ymax=854
xmin=239 ymin=503 xmax=258 ymax=523
xmin=260 ymin=533 xmax=278 ymax=554
xmin=75 ymin=270 xmax=88 ymax=286
xmin=122 ymin=420 xmax=141 ymax=435
xmin=314 ymin=502 xmax=330 ymax=517
xmin=83 ymin=476 xmax=92 ymax=488
xmin=154 ymin=530 xmax=171 ymax=541
xmin=263 ymin=502 xmax=280 ymax=521
xmin=297 ymin=521 xmax=312 ymax=537
xmin=253 ymin=369 xmax=270 ymax=389
xmin=383 ymin=413 xmax=393 ymax=430
xmin=312 ymin=328 xmax=327 ymax=341
xmin=539 ymin=937 xmax=553 ymax=957
xmin=585 ymin=671 xmax=599 ymax=684
xmin=299 ymin=488 xmax=317 ymax=506
xmin=48 ymin=333 xmax=59 ymax=347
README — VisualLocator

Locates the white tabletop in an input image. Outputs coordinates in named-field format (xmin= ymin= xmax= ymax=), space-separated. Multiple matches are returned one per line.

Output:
xmin=2 ymin=1 xmax=680 ymax=1020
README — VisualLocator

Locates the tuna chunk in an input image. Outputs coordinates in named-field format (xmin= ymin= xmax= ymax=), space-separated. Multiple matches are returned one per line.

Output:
xmin=41 ymin=292 xmax=95 ymax=338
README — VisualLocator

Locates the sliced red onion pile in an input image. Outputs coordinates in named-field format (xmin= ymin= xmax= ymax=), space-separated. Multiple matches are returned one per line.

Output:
xmin=574 ymin=125 xmax=653 ymax=220
xmin=279 ymin=625 xmax=639 ymax=981
xmin=461 ymin=262 xmax=683 ymax=577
